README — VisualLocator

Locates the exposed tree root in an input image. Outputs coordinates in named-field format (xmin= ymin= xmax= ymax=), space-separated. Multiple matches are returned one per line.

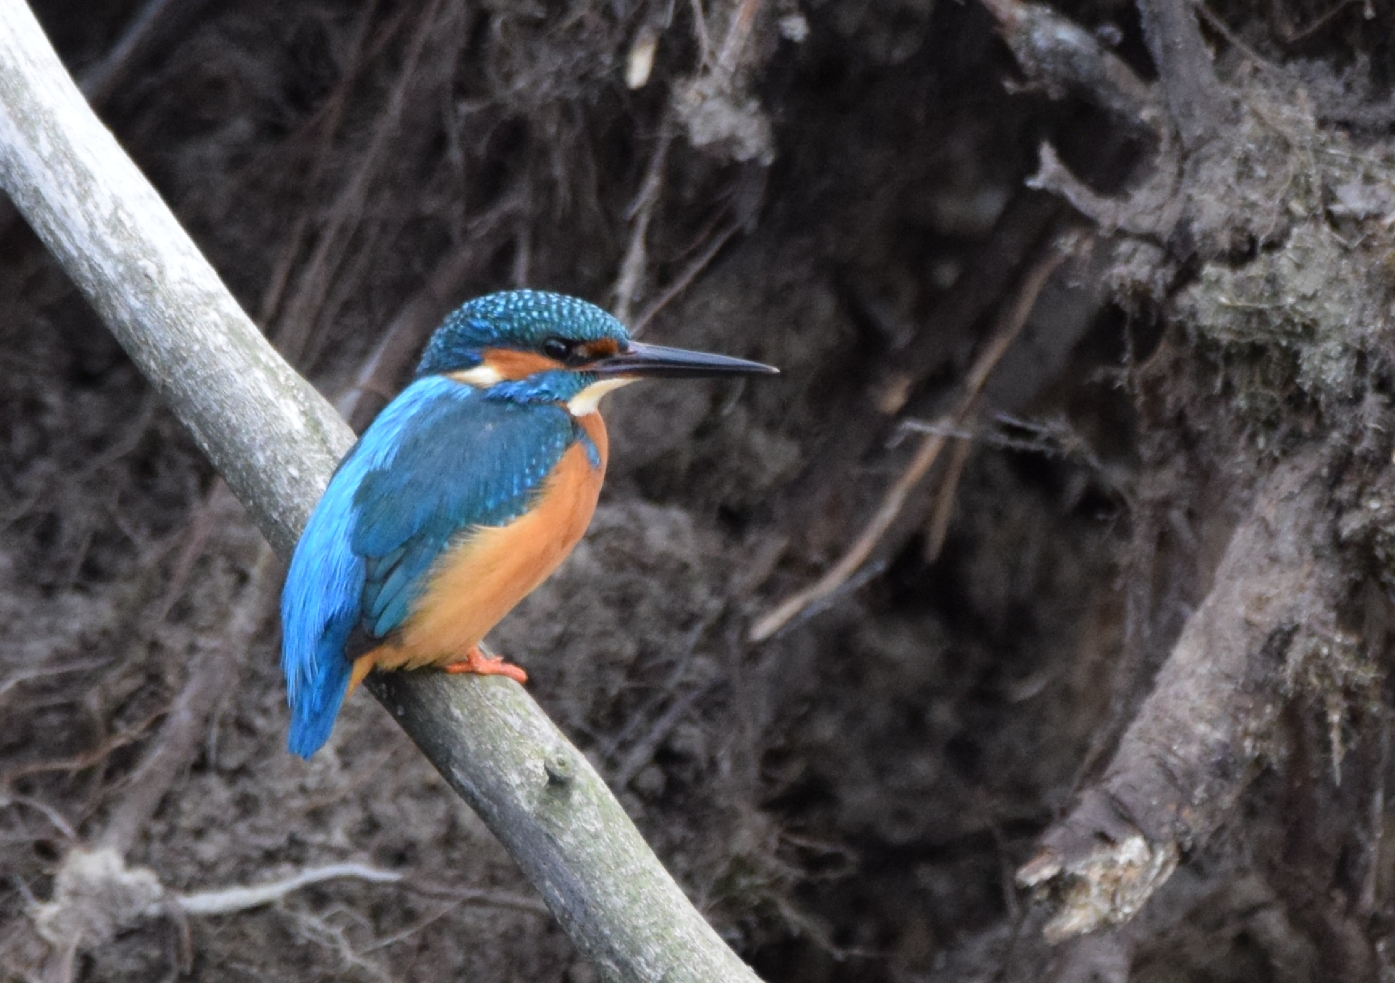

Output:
xmin=1018 ymin=447 xmax=1352 ymax=941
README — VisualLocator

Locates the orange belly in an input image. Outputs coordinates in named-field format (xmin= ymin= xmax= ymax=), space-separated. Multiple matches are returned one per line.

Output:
xmin=366 ymin=412 xmax=608 ymax=673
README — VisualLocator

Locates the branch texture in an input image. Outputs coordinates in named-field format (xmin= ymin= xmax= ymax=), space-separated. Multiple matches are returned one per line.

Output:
xmin=0 ymin=3 xmax=759 ymax=980
xmin=1017 ymin=448 xmax=1348 ymax=941
xmin=980 ymin=0 xmax=1157 ymax=125
xmin=1135 ymin=0 xmax=1233 ymax=149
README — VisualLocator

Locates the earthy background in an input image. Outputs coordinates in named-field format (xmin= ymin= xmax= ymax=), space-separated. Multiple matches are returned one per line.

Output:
xmin=2 ymin=0 xmax=1395 ymax=979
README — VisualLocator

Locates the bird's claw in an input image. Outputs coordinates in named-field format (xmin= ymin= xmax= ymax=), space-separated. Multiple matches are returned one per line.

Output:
xmin=443 ymin=647 xmax=528 ymax=684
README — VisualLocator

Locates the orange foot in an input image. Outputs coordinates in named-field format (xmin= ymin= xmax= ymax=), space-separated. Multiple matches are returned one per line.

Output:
xmin=443 ymin=645 xmax=528 ymax=685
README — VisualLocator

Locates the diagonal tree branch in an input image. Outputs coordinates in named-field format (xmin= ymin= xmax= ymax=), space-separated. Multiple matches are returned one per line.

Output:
xmin=1017 ymin=447 xmax=1349 ymax=942
xmin=0 ymin=3 xmax=759 ymax=981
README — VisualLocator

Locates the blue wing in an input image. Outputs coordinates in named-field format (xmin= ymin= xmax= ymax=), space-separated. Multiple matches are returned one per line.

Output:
xmin=351 ymin=387 xmax=578 ymax=637
xmin=279 ymin=375 xmax=577 ymax=757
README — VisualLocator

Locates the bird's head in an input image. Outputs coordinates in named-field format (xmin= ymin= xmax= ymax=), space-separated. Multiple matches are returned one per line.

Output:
xmin=416 ymin=290 xmax=777 ymax=414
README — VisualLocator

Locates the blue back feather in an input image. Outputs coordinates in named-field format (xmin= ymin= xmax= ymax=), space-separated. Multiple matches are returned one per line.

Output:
xmin=280 ymin=374 xmax=584 ymax=757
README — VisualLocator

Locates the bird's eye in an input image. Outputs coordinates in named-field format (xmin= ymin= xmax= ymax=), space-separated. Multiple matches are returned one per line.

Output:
xmin=542 ymin=336 xmax=596 ymax=367
xmin=541 ymin=337 xmax=573 ymax=362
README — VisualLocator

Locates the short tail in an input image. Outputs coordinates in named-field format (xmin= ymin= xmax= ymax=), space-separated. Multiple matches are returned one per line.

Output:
xmin=287 ymin=646 xmax=353 ymax=759
xmin=280 ymin=460 xmax=368 ymax=759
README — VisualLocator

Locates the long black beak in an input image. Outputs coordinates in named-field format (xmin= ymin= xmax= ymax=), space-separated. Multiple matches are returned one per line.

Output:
xmin=592 ymin=341 xmax=779 ymax=379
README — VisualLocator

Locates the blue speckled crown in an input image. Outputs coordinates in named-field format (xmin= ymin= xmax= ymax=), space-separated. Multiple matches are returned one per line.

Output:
xmin=416 ymin=290 xmax=630 ymax=376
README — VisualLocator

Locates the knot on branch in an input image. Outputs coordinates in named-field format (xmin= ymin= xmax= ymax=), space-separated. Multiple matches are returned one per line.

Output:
xmin=1017 ymin=804 xmax=1181 ymax=944
xmin=544 ymin=749 xmax=576 ymax=787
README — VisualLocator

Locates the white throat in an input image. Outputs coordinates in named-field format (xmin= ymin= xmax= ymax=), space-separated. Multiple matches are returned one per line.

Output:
xmin=567 ymin=378 xmax=634 ymax=416
xmin=450 ymin=365 xmax=503 ymax=388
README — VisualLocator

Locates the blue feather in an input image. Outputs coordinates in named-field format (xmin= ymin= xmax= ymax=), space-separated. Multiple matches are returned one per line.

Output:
xmin=416 ymin=291 xmax=629 ymax=376
xmin=280 ymin=374 xmax=581 ymax=757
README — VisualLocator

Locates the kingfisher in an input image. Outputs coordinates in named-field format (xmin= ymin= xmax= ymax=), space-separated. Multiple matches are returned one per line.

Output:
xmin=280 ymin=289 xmax=777 ymax=757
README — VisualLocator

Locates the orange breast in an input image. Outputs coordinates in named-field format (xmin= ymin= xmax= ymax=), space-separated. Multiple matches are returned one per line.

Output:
xmin=370 ymin=412 xmax=609 ymax=672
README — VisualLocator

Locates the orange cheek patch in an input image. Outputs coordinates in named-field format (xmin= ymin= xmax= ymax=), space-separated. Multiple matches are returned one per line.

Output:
xmin=483 ymin=349 xmax=564 ymax=380
xmin=580 ymin=338 xmax=620 ymax=361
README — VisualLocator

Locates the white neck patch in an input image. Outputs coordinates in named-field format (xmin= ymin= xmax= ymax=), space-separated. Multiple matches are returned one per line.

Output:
xmin=449 ymin=365 xmax=504 ymax=388
xmin=567 ymin=378 xmax=634 ymax=416
xmin=449 ymin=365 xmax=505 ymax=388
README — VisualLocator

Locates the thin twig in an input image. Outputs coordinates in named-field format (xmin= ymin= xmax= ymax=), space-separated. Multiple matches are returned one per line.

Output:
xmin=152 ymin=492 xmax=221 ymax=622
xmin=716 ymin=0 xmax=763 ymax=75
xmin=176 ymin=864 xmax=402 ymax=916
xmin=1272 ymin=0 xmax=1366 ymax=44
xmin=613 ymin=681 xmax=719 ymax=787
xmin=630 ymin=217 xmax=742 ymax=335
xmin=688 ymin=0 xmax=714 ymax=69
xmin=272 ymin=0 xmax=444 ymax=364
xmin=750 ymin=248 xmax=1067 ymax=642
xmin=336 ymin=188 xmax=528 ymax=431
xmin=392 ymin=882 xmax=550 ymax=916
xmin=338 ymin=255 xmax=474 ymax=426
xmin=75 ymin=398 xmax=156 ymax=478
xmin=78 ymin=0 xmax=209 ymax=108
xmin=1360 ymin=702 xmax=1389 ymax=914
xmin=612 ymin=128 xmax=673 ymax=325
xmin=0 ymin=657 xmax=110 ymax=711
xmin=600 ymin=616 xmax=716 ymax=760
xmin=1 ymin=717 xmax=162 ymax=785
xmin=4 ymin=795 xmax=77 ymax=842
xmin=923 ymin=436 xmax=973 ymax=563
xmin=256 ymin=0 xmax=383 ymax=328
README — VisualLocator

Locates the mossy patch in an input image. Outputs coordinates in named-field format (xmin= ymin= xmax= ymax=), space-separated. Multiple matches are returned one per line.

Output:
xmin=1173 ymin=78 xmax=1395 ymax=423
xmin=1180 ymin=221 xmax=1376 ymax=404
